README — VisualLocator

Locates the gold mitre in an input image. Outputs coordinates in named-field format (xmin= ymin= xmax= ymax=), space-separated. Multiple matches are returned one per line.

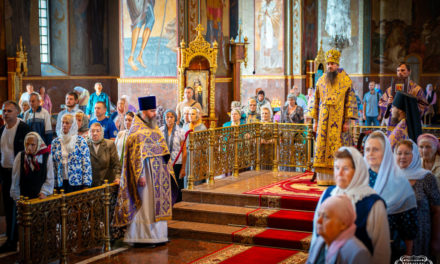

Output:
xmin=325 ymin=48 xmax=341 ymax=64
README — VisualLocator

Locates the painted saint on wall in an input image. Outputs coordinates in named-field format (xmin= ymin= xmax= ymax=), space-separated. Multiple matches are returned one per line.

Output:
xmin=255 ymin=0 xmax=283 ymax=74
xmin=122 ymin=0 xmax=177 ymax=77
xmin=200 ymin=0 xmax=230 ymax=76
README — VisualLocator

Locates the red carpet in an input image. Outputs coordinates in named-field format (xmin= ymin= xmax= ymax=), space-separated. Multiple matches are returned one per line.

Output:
xmin=232 ymin=227 xmax=312 ymax=250
xmin=190 ymin=244 xmax=308 ymax=264
xmin=244 ymin=171 xmax=324 ymax=212
xmin=247 ymin=208 xmax=315 ymax=232
xmin=279 ymin=196 xmax=319 ymax=211
xmin=244 ymin=171 xmax=325 ymax=199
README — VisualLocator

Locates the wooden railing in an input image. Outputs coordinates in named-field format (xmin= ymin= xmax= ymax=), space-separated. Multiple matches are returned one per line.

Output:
xmin=187 ymin=123 xmax=314 ymax=189
xmin=17 ymin=181 xmax=121 ymax=264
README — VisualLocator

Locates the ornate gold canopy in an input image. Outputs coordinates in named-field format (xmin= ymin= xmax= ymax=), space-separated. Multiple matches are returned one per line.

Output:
xmin=314 ymin=40 xmax=326 ymax=72
xmin=178 ymin=24 xmax=218 ymax=127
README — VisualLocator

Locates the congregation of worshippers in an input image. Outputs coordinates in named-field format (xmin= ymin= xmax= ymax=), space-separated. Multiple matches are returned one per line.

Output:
xmin=1 ymin=62 xmax=440 ymax=263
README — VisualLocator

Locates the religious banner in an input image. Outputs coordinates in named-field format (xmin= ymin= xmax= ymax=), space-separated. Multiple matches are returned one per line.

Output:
xmin=254 ymin=0 xmax=284 ymax=74
xmin=121 ymin=0 xmax=177 ymax=77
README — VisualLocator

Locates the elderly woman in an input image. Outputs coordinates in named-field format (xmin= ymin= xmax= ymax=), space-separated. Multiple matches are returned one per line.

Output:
xmin=113 ymin=97 xmax=129 ymax=131
xmin=395 ymin=140 xmax=440 ymax=259
xmin=280 ymin=94 xmax=304 ymax=123
xmin=51 ymin=113 xmax=92 ymax=193
xmin=223 ymin=108 xmax=245 ymax=127
xmin=418 ymin=133 xmax=440 ymax=189
xmin=312 ymin=147 xmax=390 ymax=264
xmin=75 ymin=111 xmax=89 ymax=139
xmin=260 ymin=106 xmax=272 ymax=123
xmin=115 ymin=111 xmax=134 ymax=163
xmin=183 ymin=107 xmax=207 ymax=133
xmin=11 ymin=132 xmax=54 ymax=200
xmin=160 ymin=110 xmax=187 ymax=202
xmin=308 ymin=195 xmax=371 ymax=264
xmin=364 ymin=131 xmax=418 ymax=261
xmin=87 ymin=123 xmax=121 ymax=187
xmin=18 ymin=100 xmax=30 ymax=119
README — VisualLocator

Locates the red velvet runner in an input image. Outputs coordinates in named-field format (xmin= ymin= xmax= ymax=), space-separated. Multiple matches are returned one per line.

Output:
xmin=279 ymin=196 xmax=319 ymax=211
xmin=267 ymin=210 xmax=314 ymax=232
xmin=253 ymin=229 xmax=311 ymax=250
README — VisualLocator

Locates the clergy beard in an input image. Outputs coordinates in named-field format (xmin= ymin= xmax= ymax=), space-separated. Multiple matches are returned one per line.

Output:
xmin=326 ymin=71 xmax=338 ymax=84
xmin=390 ymin=116 xmax=400 ymax=125
xmin=140 ymin=114 xmax=157 ymax=129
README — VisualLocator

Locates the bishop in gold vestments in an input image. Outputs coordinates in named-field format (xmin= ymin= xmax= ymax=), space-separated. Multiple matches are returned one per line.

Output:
xmin=309 ymin=49 xmax=358 ymax=185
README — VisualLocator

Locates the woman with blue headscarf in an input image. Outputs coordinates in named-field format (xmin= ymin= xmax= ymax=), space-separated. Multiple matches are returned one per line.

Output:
xmin=364 ymin=131 xmax=418 ymax=262
xmin=160 ymin=109 xmax=187 ymax=203
xmin=395 ymin=139 xmax=440 ymax=260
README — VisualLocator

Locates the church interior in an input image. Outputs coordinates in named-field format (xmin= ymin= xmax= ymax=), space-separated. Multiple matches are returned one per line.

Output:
xmin=1 ymin=0 xmax=440 ymax=263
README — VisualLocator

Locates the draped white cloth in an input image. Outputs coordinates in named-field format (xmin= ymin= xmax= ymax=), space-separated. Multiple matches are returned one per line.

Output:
xmin=124 ymin=159 xmax=168 ymax=243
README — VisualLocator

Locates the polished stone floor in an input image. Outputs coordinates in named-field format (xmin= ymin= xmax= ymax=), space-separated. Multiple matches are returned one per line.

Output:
xmin=91 ymin=239 xmax=229 ymax=264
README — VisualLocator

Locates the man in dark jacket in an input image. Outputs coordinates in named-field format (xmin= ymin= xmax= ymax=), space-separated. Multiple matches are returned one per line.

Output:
xmin=0 ymin=101 xmax=32 ymax=252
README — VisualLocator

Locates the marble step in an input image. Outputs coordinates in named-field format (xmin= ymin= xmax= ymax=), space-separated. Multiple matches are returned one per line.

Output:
xmin=182 ymin=189 xmax=319 ymax=211
xmin=172 ymin=202 xmax=315 ymax=232
xmin=173 ymin=201 xmax=255 ymax=226
xmin=168 ymin=220 xmax=312 ymax=251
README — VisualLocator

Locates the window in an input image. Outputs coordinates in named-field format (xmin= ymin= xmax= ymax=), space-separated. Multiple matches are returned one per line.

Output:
xmin=39 ymin=0 xmax=50 ymax=63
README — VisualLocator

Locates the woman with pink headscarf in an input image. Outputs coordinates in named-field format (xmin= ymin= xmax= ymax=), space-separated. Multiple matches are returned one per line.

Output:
xmin=307 ymin=195 xmax=371 ymax=264
xmin=418 ymin=133 xmax=440 ymax=189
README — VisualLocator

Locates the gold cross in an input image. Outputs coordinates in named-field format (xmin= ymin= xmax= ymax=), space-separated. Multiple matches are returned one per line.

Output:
xmin=195 ymin=24 xmax=204 ymax=34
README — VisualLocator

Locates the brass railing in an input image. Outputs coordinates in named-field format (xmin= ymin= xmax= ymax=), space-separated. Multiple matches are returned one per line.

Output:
xmin=187 ymin=123 xmax=313 ymax=189
xmin=187 ymin=123 xmax=440 ymax=189
xmin=17 ymin=181 xmax=120 ymax=264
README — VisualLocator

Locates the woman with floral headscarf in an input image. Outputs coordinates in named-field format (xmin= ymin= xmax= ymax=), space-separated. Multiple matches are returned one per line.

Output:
xmin=51 ymin=113 xmax=92 ymax=193
xmin=160 ymin=109 xmax=186 ymax=203
xmin=11 ymin=132 xmax=54 ymax=200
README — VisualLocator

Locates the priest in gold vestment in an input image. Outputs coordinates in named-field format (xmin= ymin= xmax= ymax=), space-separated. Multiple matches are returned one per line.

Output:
xmin=308 ymin=48 xmax=358 ymax=185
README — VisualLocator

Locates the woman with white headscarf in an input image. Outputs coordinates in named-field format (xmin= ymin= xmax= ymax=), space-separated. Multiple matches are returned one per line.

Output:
xmin=10 ymin=132 xmax=54 ymax=200
xmin=395 ymin=139 xmax=440 ymax=259
xmin=307 ymin=195 xmax=371 ymax=264
xmin=51 ymin=113 xmax=92 ymax=193
xmin=312 ymin=146 xmax=390 ymax=264
xmin=364 ymin=131 xmax=418 ymax=261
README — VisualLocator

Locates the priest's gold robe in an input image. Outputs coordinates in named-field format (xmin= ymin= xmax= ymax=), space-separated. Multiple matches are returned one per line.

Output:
xmin=309 ymin=70 xmax=358 ymax=176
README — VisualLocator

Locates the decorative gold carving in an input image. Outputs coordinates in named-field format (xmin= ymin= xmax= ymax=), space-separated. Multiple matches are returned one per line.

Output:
xmin=17 ymin=183 xmax=121 ymax=263
xmin=178 ymin=24 xmax=218 ymax=127
xmin=314 ymin=40 xmax=326 ymax=73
